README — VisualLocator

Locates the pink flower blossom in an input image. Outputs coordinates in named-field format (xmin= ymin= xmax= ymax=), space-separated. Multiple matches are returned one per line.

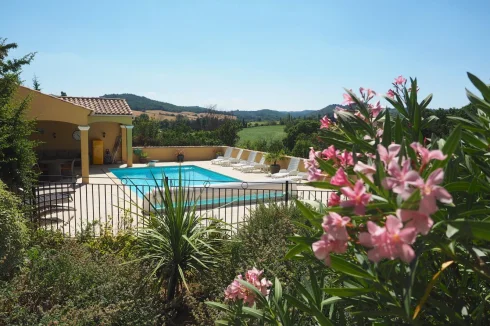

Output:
xmin=342 ymin=91 xmax=355 ymax=105
xmin=354 ymin=161 xmax=376 ymax=182
xmin=340 ymin=180 xmax=371 ymax=215
xmin=359 ymin=215 xmax=417 ymax=263
xmin=410 ymin=142 xmax=447 ymax=167
xmin=334 ymin=107 xmax=348 ymax=119
xmin=382 ymin=159 xmax=422 ymax=199
xmin=369 ymin=101 xmax=383 ymax=118
xmin=307 ymin=166 xmax=325 ymax=181
xmin=224 ymin=276 xmax=243 ymax=301
xmin=377 ymin=143 xmax=401 ymax=166
xmin=322 ymin=145 xmax=337 ymax=161
xmin=328 ymin=193 xmax=341 ymax=206
xmin=331 ymin=168 xmax=350 ymax=187
xmin=322 ymin=212 xmax=350 ymax=240
xmin=416 ymin=168 xmax=453 ymax=214
xmin=367 ymin=88 xmax=376 ymax=100
xmin=359 ymin=87 xmax=365 ymax=96
xmin=387 ymin=89 xmax=396 ymax=98
xmin=304 ymin=147 xmax=319 ymax=170
xmin=337 ymin=150 xmax=354 ymax=167
xmin=396 ymin=209 xmax=433 ymax=235
xmin=312 ymin=233 xmax=348 ymax=266
xmin=394 ymin=75 xmax=407 ymax=85
xmin=320 ymin=115 xmax=332 ymax=129
xmin=224 ymin=268 xmax=272 ymax=306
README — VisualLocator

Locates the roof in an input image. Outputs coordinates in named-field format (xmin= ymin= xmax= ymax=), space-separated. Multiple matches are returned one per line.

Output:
xmin=57 ymin=96 xmax=132 ymax=116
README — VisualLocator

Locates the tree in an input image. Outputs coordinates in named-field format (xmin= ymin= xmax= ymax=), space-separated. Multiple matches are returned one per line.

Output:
xmin=214 ymin=120 xmax=242 ymax=146
xmin=0 ymin=39 xmax=37 ymax=189
xmin=32 ymin=74 xmax=41 ymax=91
xmin=60 ymin=91 xmax=67 ymax=96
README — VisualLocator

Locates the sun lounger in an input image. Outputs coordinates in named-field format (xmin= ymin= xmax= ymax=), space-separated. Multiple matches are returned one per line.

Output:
xmin=241 ymin=156 xmax=267 ymax=172
xmin=221 ymin=149 xmax=243 ymax=167
xmin=271 ymin=157 xmax=300 ymax=178
xmin=287 ymin=172 xmax=308 ymax=183
xmin=211 ymin=147 xmax=233 ymax=164
xmin=231 ymin=151 xmax=257 ymax=170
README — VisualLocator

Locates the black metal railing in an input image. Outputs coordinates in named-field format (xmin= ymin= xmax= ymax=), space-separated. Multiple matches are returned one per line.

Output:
xmin=20 ymin=176 xmax=333 ymax=237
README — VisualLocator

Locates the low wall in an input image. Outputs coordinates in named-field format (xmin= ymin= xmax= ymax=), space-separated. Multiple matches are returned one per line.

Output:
xmin=132 ymin=146 xmax=306 ymax=171
xmin=133 ymin=146 xmax=227 ymax=162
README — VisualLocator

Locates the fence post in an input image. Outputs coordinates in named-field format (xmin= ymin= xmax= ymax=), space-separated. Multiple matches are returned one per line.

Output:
xmin=285 ymin=180 xmax=289 ymax=206
xmin=165 ymin=176 xmax=169 ymax=186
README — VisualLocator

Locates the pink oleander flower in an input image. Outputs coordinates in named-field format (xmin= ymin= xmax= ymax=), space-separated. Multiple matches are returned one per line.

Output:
xmin=307 ymin=166 xmax=325 ymax=181
xmin=331 ymin=168 xmax=350 ymax=186
xmin=312 ymin=233 xmax=348 ymax=266
xmin=359 ymin=215 xmax=417 ymax=263
xmin=322 ymin=212 xmax=350 ymax=240
xmin=367 ymin=88 xmax=376 ymax=100
xmin=353 ymin=161 xmax=376 ymax=181
xmin=342 ymin=91 xmax=355 ymax=105
xmin=382 ymin=159 xmax=422 ymax=199
xmin=337 ymin=150 xmax=354 ymax=167
xmin=304 ymin=147 xmax=319 ymax=170
xmin=377 ymin=143 xmax=401 ymax=166
xmin=224 ymin=277 xmax=242 ymax=301
xmin=245 ymin=268 xmax=272 ymax=296
xmin=328 ymin=193 xmax=341 ymax=206
xmin=334 ymin=106 xmax=348 ymax=119
xmin=340 ymin=180 xmax=371 ymax=215
xmin=397 ymin=209 xmax=433 ymax=235
xmin=224 ymin=268 xmax=272 ymax=306
xmin=322 ymin=145 xmax=337 ymax=161
xmin=369 ymin=100 xmax=382 ymax=118
xmin=394 ymin=75 xmax=407 ymax=85
xmin=410 ymin=142 xmax=447 ymax=167
xmin=320 ymin=115 xmax=332 ymax=129
xmin=416 ymin=168 xmax=453 ymax=214
xmin=387 ymin=89 xmax=396 ymax=98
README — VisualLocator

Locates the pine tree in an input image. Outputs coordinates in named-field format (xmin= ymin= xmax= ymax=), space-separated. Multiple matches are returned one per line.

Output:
xmin=0 ymin=39 xmax=37 ymax=189
xmin=60 ymin=91 xmax=67 ymax=96
xmin=32 ymin=74 xmax=41 ymax=91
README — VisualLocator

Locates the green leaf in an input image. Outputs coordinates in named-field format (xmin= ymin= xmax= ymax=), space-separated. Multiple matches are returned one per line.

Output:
xmin=467 ymin=72 xmax=490 ymax=102
xmin=466 ymin=89 xmax=490 ymax=116
xmin=316 ymin=157 xmax=337 ymax=176
xmin=382 ymin=109 xmax=392 ymax=147
xmin=394 ymin=115 xmax=403 ymax=144
xmin=306 ymin=181 xmax=340 ymax=191
xmin=242 ymin=307 xmax=266 ymax=320
xmin=447 ymin=220 xmax=490 ymax=241
xmin=329 ymin=255 xmax=375 ymax=280
xmin=321 ymin=296 xmax=342 ymax=307
xmin=384 ymin=96 xmax=408 ymax=118
xmin=284 ymin=293 xmax=311 ymax=314
xmin=431 ymin=124 xmax=462 ymax=171
xmin=285 ymin=243 xmax=309 ymax=259
xmin=323 ymin=287 xmax=374 ymax=297
xmin=205 ymin=301 xmax=233 ymax=313
xmin=295 ymin=199 xmax=322 ymax=226
xmin=274 ymin=277 xmax=282 ymax=302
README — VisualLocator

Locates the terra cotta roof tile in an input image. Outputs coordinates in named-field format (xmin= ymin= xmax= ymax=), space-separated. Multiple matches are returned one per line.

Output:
xmin=57 ymin=96 xmax=132 ymax=116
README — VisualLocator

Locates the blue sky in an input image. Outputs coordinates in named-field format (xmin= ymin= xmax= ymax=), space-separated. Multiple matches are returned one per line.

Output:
xmin=3 ymin=0 xmax=490 ymax=111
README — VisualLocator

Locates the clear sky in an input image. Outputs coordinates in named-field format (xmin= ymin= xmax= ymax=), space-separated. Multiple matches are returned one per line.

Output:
xmin=3 ymin=0 xmax=490 ymax=111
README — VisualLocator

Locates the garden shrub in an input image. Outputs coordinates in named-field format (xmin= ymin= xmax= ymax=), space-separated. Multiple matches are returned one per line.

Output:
xmin=185 ymin=203 xmax=314 ymax=325
xmin=0 ymin=181 xmax=29 ymax=280
xmin=0 ymin=236 xmax=168 ymax=325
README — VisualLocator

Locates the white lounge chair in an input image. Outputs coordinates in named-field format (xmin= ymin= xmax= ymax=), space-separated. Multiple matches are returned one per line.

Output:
xmin=232 ymin=151 xmax=257 ymax=170
xmin=271 ymin=157 xmax=300 ymax=178
xmin=221 ymin=149 xmax=243 ymax=167
xmin=241 ymin=156 xmax=267 ymax=173
xmin=211 ymin=147 xmax=233 ymax=164
xmin=287 ymin=172 xmax=308 ymax=183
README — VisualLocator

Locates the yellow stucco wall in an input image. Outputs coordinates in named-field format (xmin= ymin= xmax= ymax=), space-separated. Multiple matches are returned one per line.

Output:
xmin=133 ymin=146 xmax=227 ymax=162
xmin=17 ymin=86 xmax=91 ymax=125
xmin=132 ymin=146 xmax=305 ymax=171
xmin=31 ymin=121 xmax=123 ymax=162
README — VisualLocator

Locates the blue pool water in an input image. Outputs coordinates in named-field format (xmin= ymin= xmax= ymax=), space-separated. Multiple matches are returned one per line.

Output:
xmin=110 ymin=165 xmax=239 ymax=189
xmin=109 ymin=165 xmax=283 ymax=206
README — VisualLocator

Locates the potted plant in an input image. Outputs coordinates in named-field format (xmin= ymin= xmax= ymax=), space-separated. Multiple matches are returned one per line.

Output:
xmin=139 ymin=151 xmax=149 ymax=164
xmin=176 ymin=149 xmax=185 ymax=162
xmin=264 ymin=150 xmax=285 ymax=174
xmin=214 ymin=150 xmax=223 ymax=159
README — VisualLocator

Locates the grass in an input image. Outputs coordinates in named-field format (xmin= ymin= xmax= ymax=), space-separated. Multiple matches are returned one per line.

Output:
xmin=238 ymin=125 xmax=286 ymax=143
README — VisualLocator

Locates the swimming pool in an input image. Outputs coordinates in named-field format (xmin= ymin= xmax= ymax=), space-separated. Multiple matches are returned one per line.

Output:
xmin=110 ymin=165 xmax=239 ymax=188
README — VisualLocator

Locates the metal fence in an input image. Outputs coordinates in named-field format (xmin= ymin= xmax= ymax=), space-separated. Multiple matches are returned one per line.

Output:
xmin=22 ymin=176 xmax=333 ymax=237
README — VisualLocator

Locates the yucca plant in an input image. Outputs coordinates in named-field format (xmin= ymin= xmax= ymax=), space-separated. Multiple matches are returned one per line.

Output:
xmin=134 ymin=170 xmax=225 ymax=300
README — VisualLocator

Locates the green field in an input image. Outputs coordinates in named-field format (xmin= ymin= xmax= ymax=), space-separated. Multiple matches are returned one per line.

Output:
xmin=238 ymin=125 xmax=286 ymax=144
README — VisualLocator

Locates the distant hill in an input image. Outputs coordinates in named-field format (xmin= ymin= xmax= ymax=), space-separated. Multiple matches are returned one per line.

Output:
xmin=101 ymin=93 xmax=343 ymax=121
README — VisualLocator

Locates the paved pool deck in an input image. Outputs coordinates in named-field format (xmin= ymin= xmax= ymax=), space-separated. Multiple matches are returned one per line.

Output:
xmin=36 ymin=161 xmax=331 ymax=237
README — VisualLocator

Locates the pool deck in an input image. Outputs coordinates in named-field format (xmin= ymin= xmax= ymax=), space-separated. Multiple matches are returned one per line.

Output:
xmin=37 ymin=161 xmax=330 ymax=237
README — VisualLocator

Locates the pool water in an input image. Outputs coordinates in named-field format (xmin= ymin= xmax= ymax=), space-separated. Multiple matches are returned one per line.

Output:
xmin=110 ymin=165 xmax=239 ymax=186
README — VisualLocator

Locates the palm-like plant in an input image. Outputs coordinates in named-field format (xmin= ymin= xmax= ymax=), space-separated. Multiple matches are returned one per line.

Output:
xmin=135 ymin=171 xmax=225 ymax=300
